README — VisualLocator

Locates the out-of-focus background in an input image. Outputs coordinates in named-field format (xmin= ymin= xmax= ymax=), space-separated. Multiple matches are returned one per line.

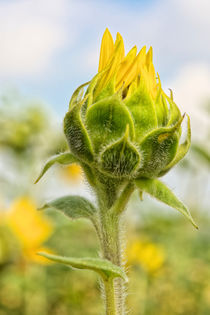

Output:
xmin=0 ymin=0 xmax=210 ymax=314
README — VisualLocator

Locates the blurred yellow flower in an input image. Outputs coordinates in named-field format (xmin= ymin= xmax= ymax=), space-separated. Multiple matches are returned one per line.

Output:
xmin=6 ymin=198 xmax=53 ymax=264
xmin=127 ymin=239 xmax=165 ymax=274
xmin=60 ymin=163 xmax=83 ymax=183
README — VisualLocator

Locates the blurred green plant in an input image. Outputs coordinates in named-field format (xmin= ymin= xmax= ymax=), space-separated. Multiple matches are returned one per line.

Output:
xmin=0 ymin=91 xmax=47 ymax=155
xmin=0 ymin=90 xmax=69 ymax=200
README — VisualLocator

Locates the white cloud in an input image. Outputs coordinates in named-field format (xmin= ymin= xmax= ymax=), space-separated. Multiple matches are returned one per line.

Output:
xmin=168 ymin=64 xmax=210 ymax=143
xmin=0 ymin=0 xmax=70 ymax=78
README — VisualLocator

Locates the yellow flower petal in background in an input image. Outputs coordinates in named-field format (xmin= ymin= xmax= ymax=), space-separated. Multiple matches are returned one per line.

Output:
xmin=7 ymin=198 xmax=52 ymax=250
xmin=127 ymin=239 xmax=165 ymax=275
xmin=24 ymin=247 xmax=55 ymax=265
xmin=60 ymin=163 xmax=83 ymax=183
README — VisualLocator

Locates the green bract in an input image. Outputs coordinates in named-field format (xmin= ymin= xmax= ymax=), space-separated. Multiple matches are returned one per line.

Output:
xmin=64 ymin=78 xmax=190 ymax=180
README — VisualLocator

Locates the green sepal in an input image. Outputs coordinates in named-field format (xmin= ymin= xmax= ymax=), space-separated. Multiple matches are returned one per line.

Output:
xmin=155 ymin=92 xmax=169 ymax=127
xmin=159 ymin=115 xmax=191 ymax=176
xmin=100 ymin=126 xmax=140 ymax=178
xmin=125 ymin=74 xmax=158 ymax=142
xmin=135 ymin=178 xmax=198 ymax=229
xmin=94 ymin=77 xmax=115 ymax=103
xmin=34 ymin=153 xmax=78 ymax=183
xmin=85 ymin=70 xmax=112 ymax=108
xmin=85 ymin=95 xmax=135 ymax=153
xmin=80 ymin=162 xmax=97 ymax=188
xmin=86 ymin=72 xmax=102 ymax=107
xmin=39 ymin=195 xmax=97 ymax=221
xmin=69 ymin=81 xmax=90 ymax=109
xmin=138 ymin=116 xmax=183 ymax=177
xmin=163 ymin=92 xmax=181 ymax=126
xmin=37 ymin=252 xmax=128 ymax=282
xmin=64 ymin=103 xmax=94 ymax=163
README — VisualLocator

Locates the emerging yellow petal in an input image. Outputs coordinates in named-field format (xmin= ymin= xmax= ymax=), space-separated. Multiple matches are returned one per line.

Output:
xmin=98 ymin=28 xmax=114 ymax=72
xmin=96 ymin=30 xmax=160 ymax=101
xmin=116 ymin=46 xmax=137 ymax=90
xmin=95 ymin=33 xmax=125 ymax=96
xmin=114 ymin=32 xmax=125 ymax=61
xmin=146 ymin=46 xmax=153 ymax=70
xmin=122 ymin=45 xmax=146 ymax=88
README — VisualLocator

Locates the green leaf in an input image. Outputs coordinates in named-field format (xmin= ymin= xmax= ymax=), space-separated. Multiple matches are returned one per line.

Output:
xmin=39 ymin=195 xmax=97 ymax=221
xmin=135 ymin=178 xmax=198 ymax=229
xmin=159 ymin=115 xmax=191 ymax=176
xmin=35 ymin=153 xmax=78 ymax=183
xmin=64 ymin=103 xmax=94 ymax=163
xmin=100 ymin=125 xmax=140 ymax=177
xmin=85 ymin=94 xmax=135 ymax=153
xmin=37 ymin=252 xmax=128 ymax=282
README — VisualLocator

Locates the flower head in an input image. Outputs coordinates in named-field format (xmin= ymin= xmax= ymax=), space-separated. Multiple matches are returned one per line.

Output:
xmin=64 ymin=29 xmax=191 ymax=181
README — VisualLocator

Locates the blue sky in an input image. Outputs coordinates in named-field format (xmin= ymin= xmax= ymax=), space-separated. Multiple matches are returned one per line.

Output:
xmin=0 ymin=0 xmax=210 ymax=142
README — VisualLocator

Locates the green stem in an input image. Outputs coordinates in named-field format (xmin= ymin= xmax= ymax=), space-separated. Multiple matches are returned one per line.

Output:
xmin=100 ymin=210 xmax=124 ymax=315
xmin=104 ymin=278 xmax=117 ymax=315
xmin=111 ymin=182 xmax=135 ymax=215
xmin=99 ymin=182 xmax=135 ymax=315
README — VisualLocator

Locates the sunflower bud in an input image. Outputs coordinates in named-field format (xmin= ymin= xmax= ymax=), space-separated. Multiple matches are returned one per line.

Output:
xmin=64 ymin=29 xmax=191 ymax=180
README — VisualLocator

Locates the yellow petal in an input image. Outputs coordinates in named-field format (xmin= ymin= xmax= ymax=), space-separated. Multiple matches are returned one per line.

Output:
xmin=146 ymin=46 xmax=153 ymax=70
xmin=123 ymin=46 xmax=146 ymax=88
xmin=114 ymin=32 xmax=125 ymax=60
xmin=98 ymin=28 xmax=114 ymax=72
xmin=116 ymin=46 xmax=137 ymax=89
xmin=136 ymin=45 xmax=147 ymax=72
xmin=96 ymin=36 xmax=124 ymax=95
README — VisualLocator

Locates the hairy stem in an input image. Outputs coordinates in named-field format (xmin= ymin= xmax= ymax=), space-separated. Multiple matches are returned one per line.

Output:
xmin=99 ymin=182 xmax=134 ymax=315
xmin=104 ymin=278 xmax=117 ymax=315
xmin=100 ymin=209 xmax=124 ymax=315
